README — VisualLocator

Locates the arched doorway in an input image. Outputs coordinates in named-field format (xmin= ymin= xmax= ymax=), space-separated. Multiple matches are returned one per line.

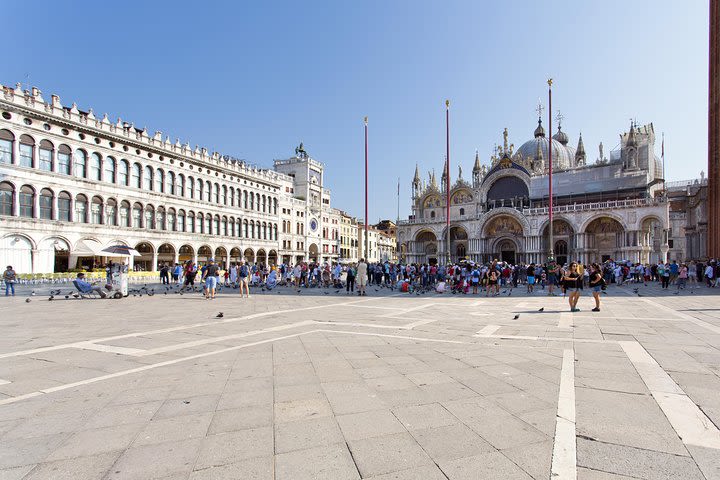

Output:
xmin=268 ymin=250 xmax=278 ymax=266
xmin=542 ymin=219 xmax=573 ymax=264
xmin=243 ymin=248 xmax=255 ymax=264
xmin=443 ymin=226 xmax=468 ymax=263
xmin=134 ymin=242 xmax=154 ymax=271
xmin=585 ymin=217 xmax=625 ymax=263
xmin=495 ymin=238 xmax=518 ymax=264
xmin=179 ymin=244 xmax=194 ymax=263
xmin=197 ymin=245 xmax=212 ymax=264
xmin=1 ymin=235 xmax=33 ymax=273
xmin=157 ymin=243 xmax=175 ymax=269
xmin=308 ymin=244 xmax=319 ymax=262
xmin=39 ymin=237 xmax=70 ymax=273
xmin=230 ymin=247 xmax=242 ymax=266
xmin=415 ymin=231 xmax=438 ymax=265
xmin=256 ymin=249 xmax=267 ymax=266
xmin=214 ymin=247 xmax=227 ymax=269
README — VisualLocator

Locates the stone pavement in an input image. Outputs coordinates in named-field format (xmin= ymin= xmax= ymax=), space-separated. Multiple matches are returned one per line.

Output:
xmin=1 ymin=282 xmax=720 ymax=479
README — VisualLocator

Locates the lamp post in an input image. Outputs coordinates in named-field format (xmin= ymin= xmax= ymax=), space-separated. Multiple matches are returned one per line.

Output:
xmin=547 ymin=79 xmax=555 ymax=264
xmin=445 ymin=100 xmax=451 ymax=266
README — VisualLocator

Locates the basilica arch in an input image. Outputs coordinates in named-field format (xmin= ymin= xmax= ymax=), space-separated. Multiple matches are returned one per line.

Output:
xmin=441 ymin=225 xmax=469 ymax=263
xmin=412 ymin=230 xmax=439 ymax=265
xmin=540 ymin=218 xmax=575 ymax=265
xmin=584 ymin=216 xmax=626 ymax=263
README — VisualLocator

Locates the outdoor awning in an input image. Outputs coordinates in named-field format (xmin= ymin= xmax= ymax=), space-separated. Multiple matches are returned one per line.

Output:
xmin=74 ymin=239 xmax=104 ymax=256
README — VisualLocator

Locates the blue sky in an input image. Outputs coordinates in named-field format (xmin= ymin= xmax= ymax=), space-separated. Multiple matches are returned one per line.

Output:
xmin=3 ymin=0 xmax=709 ymax=221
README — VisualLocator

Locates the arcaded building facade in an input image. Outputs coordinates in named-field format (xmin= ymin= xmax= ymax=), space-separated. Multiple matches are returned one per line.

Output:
xmin=0 ymin=84 xmax=340 ymax=273
xmin=398 ymin=118 xmax=671 ymax=266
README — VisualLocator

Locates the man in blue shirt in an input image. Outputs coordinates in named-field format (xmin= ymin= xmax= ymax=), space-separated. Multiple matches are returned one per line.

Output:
xmin=75 ymin=273 xmax=107 ymax=298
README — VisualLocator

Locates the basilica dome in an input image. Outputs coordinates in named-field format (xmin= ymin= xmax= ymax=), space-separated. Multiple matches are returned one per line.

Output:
xmin=514 ymin=120 xmax=575 ymax=170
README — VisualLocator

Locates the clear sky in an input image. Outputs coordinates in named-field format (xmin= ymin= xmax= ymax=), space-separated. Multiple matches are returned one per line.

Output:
xmin=3 ymin=0 xmax=709 ymax=222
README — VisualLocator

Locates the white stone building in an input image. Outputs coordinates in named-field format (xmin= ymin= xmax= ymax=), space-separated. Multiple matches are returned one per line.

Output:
xmin=0 ymin=84 xmax=341 ymax=273
xmin=398 ymin=117 xmax=671 ymax=265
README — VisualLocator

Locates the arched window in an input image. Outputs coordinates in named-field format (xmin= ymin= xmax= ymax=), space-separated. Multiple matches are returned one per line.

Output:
xmin=132 ymin=202 xmax=143 ymax=228
xmin=197 ymin=213 xmax=204 ymax=234
xmin=229 ymin=187 xmax=235 ymax=207
xmin=58 ymin=192 xmax=71 ymax=221
xmin=156 ymin=206 xmax=166 ymax=230
xmin=197 ymin=180 xmax=203 ymax=200
xmin=205 ymin=181 xmax=212 ymax=202
xmin=144 ymin=205 xmax=155 ymax=229
xmin=131 ymin=163 xmax=142 ymax=188
xmin=57 ymin=144 xmax=71 ymax=175
xmin=104 ymin=156 xmax=116 ymax=183
xmin=205 ymin=214 xmax=212 ymax=234
xmin=214 ymin=183 xmax=220 ymax=204
xmin=244 ymin=219 xmax=249 ymax=237
xmin=213 ymin=215 xmax=220 ymax=235
xmin=0 ymin=129 xmax=13 ymax=164
xmin=187 ymin=177 xmax=194 ymax=199
xmin=243 ymin=190 xmax=248 ymax=209
xmin=262 ymin=195 xmax=266 ymax=213
xmin=459 ymin=207 xmax=465 ymax=216
xmin=430 ymin=211 xmax=436 ymax=219
xmin=229 ymin=217 xmax=235 ymax=236
xmin=73 ymin=149 xmax=87 ymax=178
xmin=257 ymin=221 xmax=261 ymax=238
xmin=143 ymin=166 xmax=153 ymax=190
xmin=90 ymin=153 xmax=102 ymax=181
xmin=222 ymin=216 xmax=228 ymax=236
xmin=167 ymin=208 xmax=176 ymax=231
xmin=119 ymin=200 xmax=130 ymax=227
xmin=273 ymin=224 xmax=278 ymax=240
xmin=250 ymin=220 xmax=255 ymax=239
xmin=176 ymin=174 xmax=185 ymax=197
xmin=119 ymin=159 xmax=129 ymax=186
xmin=91 ymin=196 xmax=103 ymax=224
xmin=222 ymin=185 xmax=227 ymax=205
xmin=177 ymin=209 xmax=185 ymax=232
xmin=106 ymin=198 xmax=117 ymax=226
xmin=19 ymin=135 xmax=34 ymax=168
xmin=263 ymin=222 xmax=267 ymax=240
xmin=256 ymin=193 xmax=261 ymax=211
xmin=166 ymin=171 xmax=175 ymax=195
xmin=188 ymin=211 xmax=195 ymax=233
xmin=155 ymin=169 xmax=164 ymax=193
xmin=0 ymin=182 xmax=14 ymax=215
xmin=39 ymin=140 xmax=54 ymax=171
xmin=75 ymin=194 xmax=88 ymax=223
xmin=249 ymin=192 xmax=254 ymax=210
xmin=273 ymin=198 xmax=278 ymax=215
xmin=40 ymin=188 xmax=53 ymax=220
xmin=19 ymin=186 xmax=35 ymax=218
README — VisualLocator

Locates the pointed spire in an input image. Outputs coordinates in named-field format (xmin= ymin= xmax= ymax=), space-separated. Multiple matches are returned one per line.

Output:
xmin=431 ymin=170 xmax=437 ymax=188
xmin=575 ymin=133 xmax=586 ymax=166
xmin=473 ymin=150 xmax=481 ymax=172
xmin=534 ymin=117 xmax=545 ymax=138
xmin=413 ymin=163 xmax=420 ymax=182
xmin=626 ymin=122 xmax=637 ymax=147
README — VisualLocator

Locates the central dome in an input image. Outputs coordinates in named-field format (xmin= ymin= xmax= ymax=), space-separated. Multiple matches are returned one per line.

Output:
xmin=514 ymin=119 xmax=575 ymax=170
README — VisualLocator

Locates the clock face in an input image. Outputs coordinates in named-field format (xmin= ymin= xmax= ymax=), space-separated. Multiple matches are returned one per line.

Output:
xmin=310 ymin=219 xmax=318 ymax=232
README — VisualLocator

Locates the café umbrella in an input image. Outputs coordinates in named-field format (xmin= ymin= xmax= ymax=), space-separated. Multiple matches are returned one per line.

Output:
xmin=100 ymin=245 xmax=141 ymax=257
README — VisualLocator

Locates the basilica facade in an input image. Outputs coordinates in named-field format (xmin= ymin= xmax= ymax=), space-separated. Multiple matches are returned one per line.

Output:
xmin=397 ymin=117 xmax=670 ymax=266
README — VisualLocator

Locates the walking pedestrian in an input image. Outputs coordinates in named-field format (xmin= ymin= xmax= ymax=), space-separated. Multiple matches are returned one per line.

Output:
xmin=3 ymin=265 xmax=17 ymax=296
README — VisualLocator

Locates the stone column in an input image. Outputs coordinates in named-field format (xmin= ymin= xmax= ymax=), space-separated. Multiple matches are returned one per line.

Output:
xmin=151 ymin=253 xmax=158 ymax=272
xmin=12 ymin=188 xmax=19 ymax=216
xmin=31 ymin=249 xmax=38 ymax=274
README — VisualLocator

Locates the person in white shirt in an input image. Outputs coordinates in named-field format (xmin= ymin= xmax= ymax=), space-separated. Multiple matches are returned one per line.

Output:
xmin=356 ymin=259 xmax=368 ymax=296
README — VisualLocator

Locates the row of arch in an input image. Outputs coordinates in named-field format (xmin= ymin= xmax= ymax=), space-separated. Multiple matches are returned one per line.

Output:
xmin=0 ymin=182 xmax=279 ymax=240
xmin=0 ymin=129 xmax=278 ymax=213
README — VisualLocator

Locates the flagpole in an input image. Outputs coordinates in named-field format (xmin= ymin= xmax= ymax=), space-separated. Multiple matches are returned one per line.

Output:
xmin=445 ymin=99 xmax=451 ymax=266
xmin=662 ymin=132 xmax=666 ymax=196
xmin=364 ymin=116 xmax=369 ymax=262
xmin=547 ymin=79 xmax=554 ymax=263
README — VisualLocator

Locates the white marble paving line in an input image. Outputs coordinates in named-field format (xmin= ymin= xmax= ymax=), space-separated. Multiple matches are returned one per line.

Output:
xmin=620 ymin=341 xmax=720 ymax=449
xmin=474 ymin=325 xmax=502 ymax=337
xmin=551 ymin=348 xmax=577 ymax=480
xmin=377 ymin=303 xmax=436 ymax=318
xmin=484 ymin=334 xmax=612 ymax=344
xmin=0 ymin=297 xmax=384 ymax=360
xmin=0 ymin=329 xmax=471 ymax=407
xmin=130 ymin=320 xmax=317 ymax=357
xmin=0 ymin=378 xmax=10 ymax=386
xmin=74 ymin=342 xmax=146 ymax=356
xmin=558 ymin=312 xmax=573 ymax=329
